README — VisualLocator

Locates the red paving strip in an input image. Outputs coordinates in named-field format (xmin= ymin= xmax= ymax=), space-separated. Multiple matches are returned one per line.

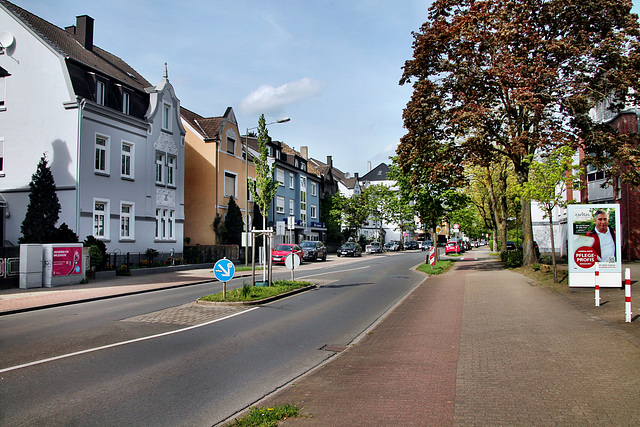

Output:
xmin=261 ymin=264 xmax=469 ymax=426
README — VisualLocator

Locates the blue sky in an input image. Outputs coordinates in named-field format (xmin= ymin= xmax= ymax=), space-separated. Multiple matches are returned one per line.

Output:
xmin=13 ymin=0 xmax=428 ymax=175
xmin=12 ymin=1 xmax=640 ymax=175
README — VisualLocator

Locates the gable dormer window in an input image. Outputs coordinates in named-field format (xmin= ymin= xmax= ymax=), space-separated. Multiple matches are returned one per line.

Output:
xmin=227 ymin=137 xmax=235 ymax=155
xmin=96 ymin=80 xmax=106 ymax=105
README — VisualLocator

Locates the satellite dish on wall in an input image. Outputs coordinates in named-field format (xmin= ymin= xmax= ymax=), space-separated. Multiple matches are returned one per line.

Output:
xmin=0 ymin=32 xmax=15 ymax=55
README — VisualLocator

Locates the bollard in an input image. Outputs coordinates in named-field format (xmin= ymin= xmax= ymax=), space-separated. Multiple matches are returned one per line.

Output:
xmin=595 ymin=263 xmax=600 ymax=307
xmin=625 ymin=268 xmax=632 ymax=323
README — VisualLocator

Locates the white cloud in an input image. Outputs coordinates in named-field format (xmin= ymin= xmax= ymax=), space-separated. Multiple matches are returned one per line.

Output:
xmin=240 ymin=78 xmax=325 ymax=115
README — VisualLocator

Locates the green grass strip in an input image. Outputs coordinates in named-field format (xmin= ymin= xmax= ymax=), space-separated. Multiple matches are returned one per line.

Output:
xmin=226 ymin=404 xmax=301 ymax=426
xmin=199 ymin=280 xmax=312 ymax=303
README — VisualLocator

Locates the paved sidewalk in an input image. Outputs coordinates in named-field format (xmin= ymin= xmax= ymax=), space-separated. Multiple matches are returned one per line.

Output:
xmin=257 ymin=254 xmax=640 ymax=426
xmin=0 ymin=266 xmax=228 ymax=315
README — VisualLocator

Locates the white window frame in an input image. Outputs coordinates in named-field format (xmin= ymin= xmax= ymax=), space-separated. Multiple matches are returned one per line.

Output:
xmin=311 ymin=182 xmax=317 ymax=196
xmin=162 ymin=103 xmax=171 ymax=130
xmin=168 ymin=210 xmax=174 ymax=240
xmin=276 ymin=196 xmax=285 ymax=214
xmin=119 ymin=202 xmax=135 ymax=240
xmin=167 ymin=155 xmax=176 ymax=187
xmin=289 ymin=173 xmax=295 ymax=189
xmin=95 ymin=134 xmax=109 ymax=174
xmin=0 ymin=137 xmax=4 ymax=174
xmin=300 ymin=177 xmax=307 ymax=223
xmin=121 ymin=141 xmax=134 ymax=179
xmin=96 ymin=80 xmax=106 ymax=105
xmin=0 ymin=75 xmax=6 ymax=110
xmin=155 ymin=152 xmax=164 ymax=184
xmin=276 ymin=168 xmax=285 ymax=186
xmin=93 ymin=199 xmax=110 ymax=240
xmin=311 ymin=204 xmax=317 ymax=219
xmin=227 ymin=137 xmax=235 ymax=155
xmin=289 ymin=199 xmax=294 ymax=215
xmin=122 ymin=91 xmax=130 ymax=115
xmin=155 ymin=208 xmax=174 ymax=241
xmin=224 ymin=171 xmax=237 ymax=198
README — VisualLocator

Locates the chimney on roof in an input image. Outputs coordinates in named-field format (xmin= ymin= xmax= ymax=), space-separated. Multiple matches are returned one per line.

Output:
xmin=367 ymin=161 xmax=372 ymax=172
xmin=355 ymin=173 xmax=359 ymax=180
xmin=300 ymin=146 xmax=308 ymax=160
xmin=65 ymin=25 xmax=76 ymax=35
xmin=327 ymin=156 xmax=332 ymax=167
xmin=75 ymin=15 xmax=94 ymax=51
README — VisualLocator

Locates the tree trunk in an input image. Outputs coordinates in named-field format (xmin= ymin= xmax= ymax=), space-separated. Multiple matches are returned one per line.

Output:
xmin=515 ymin=164 xmax=536 ymax=265
xmin=548 ymin=212 xmax=558 ymax=282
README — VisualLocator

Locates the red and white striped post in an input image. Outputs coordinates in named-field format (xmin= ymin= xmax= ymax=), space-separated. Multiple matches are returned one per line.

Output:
xmin=595 ymin=263 xmax=600 ymax=307
xmin=625 ymin=268 xmax=632 ymax=323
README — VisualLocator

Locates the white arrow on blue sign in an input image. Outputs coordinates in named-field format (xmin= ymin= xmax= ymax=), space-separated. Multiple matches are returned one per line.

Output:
xmin=213 ymin=258 xmax=236 ymax=282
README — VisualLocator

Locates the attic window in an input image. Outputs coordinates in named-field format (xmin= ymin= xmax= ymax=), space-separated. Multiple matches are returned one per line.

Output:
xmin=377 ymin=170 xmax=382 ymax=175
xmin=96 ymin=80 xmax=106 ymax=105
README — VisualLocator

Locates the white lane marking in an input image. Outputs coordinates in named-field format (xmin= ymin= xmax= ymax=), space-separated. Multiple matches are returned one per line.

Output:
xmin=297 ymin=265 xmax=370 ymax=279
xmin=0 ymin=307 xmax=259 ymax=374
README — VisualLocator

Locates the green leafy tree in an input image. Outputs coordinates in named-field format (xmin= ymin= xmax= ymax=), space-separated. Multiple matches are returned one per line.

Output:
xmin=363 ymin=184 xmax=396 ymax=242
xmin=330 ymin=192 xmax=369 ymax=239
xmin=321 ymin=196 xmax=344 ymax=244
xmin=19 ymin=154 xmax=62 ymax=243
xmin=389 ymin=160 xmax=467 ymax=259
xmin=399 ymin=0 xmax=640 ymax=265
xmin=519 ymin=146 xmax=583 ymax=281
xmin=249 ymin=114 xmax=278 ymax=231
xmin=224 ymin=196 xmax=243 ymax=246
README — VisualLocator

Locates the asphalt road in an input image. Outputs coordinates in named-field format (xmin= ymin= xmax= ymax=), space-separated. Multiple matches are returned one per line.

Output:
xmin=0 ymin=250 xmax=428 ymax=426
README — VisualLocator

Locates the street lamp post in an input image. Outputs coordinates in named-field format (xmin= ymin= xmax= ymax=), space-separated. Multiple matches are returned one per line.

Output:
xmin=244 ymin=117 xmax=290 ymax=266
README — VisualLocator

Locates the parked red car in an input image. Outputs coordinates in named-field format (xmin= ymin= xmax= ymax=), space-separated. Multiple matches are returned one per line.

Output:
xmin=445 ymin=240 xmax=461 ymax=255
xmin=271 ymin=244 xmax=303 ymax=264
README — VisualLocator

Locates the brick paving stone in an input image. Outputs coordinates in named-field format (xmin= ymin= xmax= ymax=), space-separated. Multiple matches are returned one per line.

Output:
xmin=123 ymin=303 xmax=251 ymax=326
xmin=259 ymin=254 xmax=640 ymax=427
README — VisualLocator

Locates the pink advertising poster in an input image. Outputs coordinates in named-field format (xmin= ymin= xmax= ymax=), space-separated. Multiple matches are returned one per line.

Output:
xmin=52 ymin=246 xmax=82 ymax=276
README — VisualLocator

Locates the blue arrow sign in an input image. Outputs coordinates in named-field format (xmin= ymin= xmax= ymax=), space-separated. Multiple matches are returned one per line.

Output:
xmin=213 ymin=258 xmax=235 ymax=282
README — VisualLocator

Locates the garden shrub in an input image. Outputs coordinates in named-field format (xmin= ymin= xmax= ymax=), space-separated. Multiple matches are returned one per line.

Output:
xmin=500 ymin=250 xmax=523 ymax=268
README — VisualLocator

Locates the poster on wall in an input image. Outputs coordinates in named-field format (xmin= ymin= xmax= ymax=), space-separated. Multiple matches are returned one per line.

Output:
xmin=567 ymin=204 xmax=621 ymax=287
xmin=52 ymin=246 xmax=83 ymax=276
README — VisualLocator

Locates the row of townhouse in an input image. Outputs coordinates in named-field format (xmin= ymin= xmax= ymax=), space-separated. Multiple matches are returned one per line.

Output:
xmin=0 ymin=1 xmax=364 ymax=256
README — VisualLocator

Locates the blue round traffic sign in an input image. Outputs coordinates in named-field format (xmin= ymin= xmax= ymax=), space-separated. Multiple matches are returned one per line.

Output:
xmin=213 ymin=258 xmax=235 ymax=282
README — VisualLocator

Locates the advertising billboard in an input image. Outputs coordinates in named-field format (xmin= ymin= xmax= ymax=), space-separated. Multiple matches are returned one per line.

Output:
xmin=567 ymin=204 xmax=621 ymax=287
xmin=52 ymin=246 xmax=83 ymax=276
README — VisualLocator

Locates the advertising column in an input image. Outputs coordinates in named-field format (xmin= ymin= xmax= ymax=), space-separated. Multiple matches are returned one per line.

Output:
xmin=567 ymin=204 xmax=621 ymax=287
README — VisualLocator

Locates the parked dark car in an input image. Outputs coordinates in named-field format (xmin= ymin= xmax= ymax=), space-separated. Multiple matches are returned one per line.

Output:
xmin=338 ymin=242 xmax=362 ymax=257
xmin=405 ymin=241 xmax=420 ymax=250
xmin=300 ymin=240 xmax=327 ymax=261
xmin=506 ymin=241 xmax=517 ymax=251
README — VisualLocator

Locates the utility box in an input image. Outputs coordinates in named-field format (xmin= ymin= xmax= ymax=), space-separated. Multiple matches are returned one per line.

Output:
xmin=43 ymin=244 xmax=85 ymax=287
xmin=19 ymin=244 xmax=43 ymax=289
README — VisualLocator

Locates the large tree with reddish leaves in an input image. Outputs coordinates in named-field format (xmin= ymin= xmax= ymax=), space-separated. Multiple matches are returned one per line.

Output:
xmin=399 ymin=0 xmax=640 ymax=265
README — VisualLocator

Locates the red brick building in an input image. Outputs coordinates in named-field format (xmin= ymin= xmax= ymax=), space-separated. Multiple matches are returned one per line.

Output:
xmin=579 ymin=112 xmax=640 ymax=261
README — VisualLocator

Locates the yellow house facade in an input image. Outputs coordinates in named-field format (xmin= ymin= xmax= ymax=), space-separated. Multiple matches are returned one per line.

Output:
xmin=181 ymin=106 xmax=255 ymax=246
